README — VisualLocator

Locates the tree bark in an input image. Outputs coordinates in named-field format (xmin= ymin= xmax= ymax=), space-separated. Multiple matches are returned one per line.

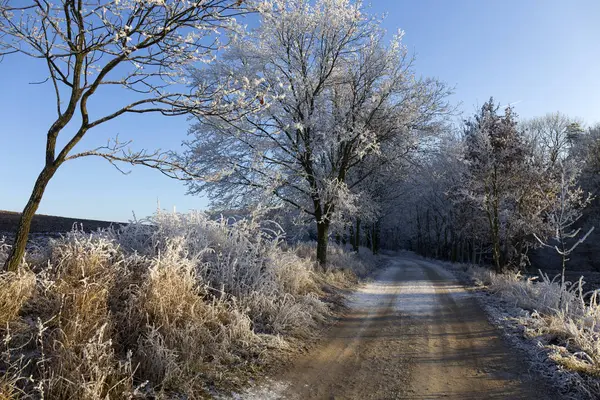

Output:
xmin=4 ymin=165 xmax=57 ymax=271
xmin=425 ymin=209 xmax=431 ymax=257
xmin=371 ymin=223 xmax=379 ymax=255
xmin=555 ymin=237 xmax=567 ymax=308
xmin=416 ymin=210 xmax=422 ymax=255
xmin=444 ymin=228 xmax=449 ymax=260
xmin=316 ymin=220 xmax=330 ymax=268
xmin=491 ymin=224 xmax=502 ymax=272
xmin=452 ymin=240 xmax=457 ymax=263
xmin=353 ymin=218 xmax=361 ymax=252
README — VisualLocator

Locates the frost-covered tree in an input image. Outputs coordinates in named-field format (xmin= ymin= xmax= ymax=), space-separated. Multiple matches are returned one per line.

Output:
xmin=0 ymin=0 xmax=249 ymax=271
xmin=461 ymin=99 xmax=534 ymax=271
xmin=419 ymin=136 xmax=475 ymax=261
xmin=534 ymin=162 xmax=594 ymax=294
xmin=523 ymin=112 xmax=584 ymax=167
xmin=343 ymin=148 xmax=406 ymax=254
xmin=390 ymin=133 xmax=476 ymax=261
xmin=571 ymin=124 xmax=600 ymax=199
xmin=394 ymin=107 xmax=593 ymax=272
xmin=182 ymin=0 xmax=450 ymax=265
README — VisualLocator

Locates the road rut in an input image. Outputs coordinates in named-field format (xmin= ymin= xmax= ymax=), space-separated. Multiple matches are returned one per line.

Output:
xmin=239 ymin=255 xmax=556 ymax=399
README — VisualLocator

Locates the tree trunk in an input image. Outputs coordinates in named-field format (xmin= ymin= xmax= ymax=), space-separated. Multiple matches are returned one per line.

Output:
xmin=450 ymin=239 xmax=458 ymax=262
xmin=492 ymin=233 xmax=502 ymax=272
xmin=353 ymin=218 xmax=361 ymax=253
xmin=316 ymin=220 xmax=330 ymax=268
xmin=4 ymin=165 xmax=57 ymax=271
xmin=451 ymin=237 xmax=457 ymax=263
xmin=371 ymin=223 xmax=379 ymax=255
xmin=559 ymin=246 xmax=567 ymax=309
xmin=425 ymin=209 xmax=433 ymax=257
xmin=444 ymin=228 xmax=449 ymax=260
xmin=416 ymin=209 xmax=422 ymax=256
xmin=370 ymin=223 xmax=375 ymax=255
xmin=486 ymin=191 xmax=502 ymax=272
xmin=434 ymin=216 xmax=441 ymax=258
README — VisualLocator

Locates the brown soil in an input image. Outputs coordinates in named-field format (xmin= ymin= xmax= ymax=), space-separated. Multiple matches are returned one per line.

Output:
xmin=238 ymin=255 xmax=559 ymax=400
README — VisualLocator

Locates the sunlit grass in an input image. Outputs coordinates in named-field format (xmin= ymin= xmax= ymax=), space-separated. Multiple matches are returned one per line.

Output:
xmin=0 ymin=211 xmax=374 ymax=398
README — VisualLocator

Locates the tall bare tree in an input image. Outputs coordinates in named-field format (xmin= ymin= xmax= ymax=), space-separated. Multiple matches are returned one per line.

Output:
xmin=0 ymin=0 xmax=251 ymax=271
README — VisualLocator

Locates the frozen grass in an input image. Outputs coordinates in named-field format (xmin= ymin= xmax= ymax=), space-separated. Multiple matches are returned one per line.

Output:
xmin=0 ymin=211 xmax=375 ymax=399
xmin=0 ymin=269 xmax=35 ymax=328
xmin=293 ymin=242 xmax=378 ymax=279
xmin=447 ymin=261 xmax=600 ymax=398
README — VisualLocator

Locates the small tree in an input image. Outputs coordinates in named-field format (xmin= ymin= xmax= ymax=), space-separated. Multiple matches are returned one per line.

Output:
xmin=534 ymin=162 xmax=594 ymax=295
xmin=0 ymin=0 xmax=250 ymax=271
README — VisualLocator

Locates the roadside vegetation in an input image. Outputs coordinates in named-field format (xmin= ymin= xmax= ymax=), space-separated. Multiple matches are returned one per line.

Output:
xmin=0 ymin=211 xmax=376 ymax=399
xmin=446 ymin=261 xmax=600 ymax=398
xmin=391 ymin=98 xmax=600 ymax=395
xmin=2 ymin=0 xmax=600 ymax=397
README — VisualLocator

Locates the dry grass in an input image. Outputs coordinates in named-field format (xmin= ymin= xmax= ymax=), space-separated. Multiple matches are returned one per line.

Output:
xmin=293 ymin=242 xmax=378 ymax=279
xmin=0 ymin=269 xmax=35 ymax=327
xmin=0 ymin=211 xmax=375 ymax=398
xmin=457 ymin=263 xmax=600 ymax=377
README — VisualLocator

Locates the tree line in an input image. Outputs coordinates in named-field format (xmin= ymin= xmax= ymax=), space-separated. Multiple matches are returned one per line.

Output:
xmin=2 ymin=0 xmax=596 ymax=276
xmin=384 ymin=102 xmax=599 ymax=280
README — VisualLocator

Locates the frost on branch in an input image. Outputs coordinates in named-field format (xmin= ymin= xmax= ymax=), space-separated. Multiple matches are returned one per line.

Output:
xmin=0 ymin=0 xmax=256 ymax=271
xmin=533 ymin=162 xmax=594 ymax=293
xmin=0 ymin=0 xmax=253 ymax=166
xmin=181 ymin=0 xmax=450 ymax=263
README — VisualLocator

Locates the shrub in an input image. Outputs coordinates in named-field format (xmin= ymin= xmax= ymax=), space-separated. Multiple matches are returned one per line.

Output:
xmin=0 ymin=211 xmax=377 ymax=398
xmin=293 ymin=241 xmax=377 ymax=278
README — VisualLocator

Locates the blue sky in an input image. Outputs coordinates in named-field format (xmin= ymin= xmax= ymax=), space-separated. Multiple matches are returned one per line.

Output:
xmin=1 ymin=0 xmax=599 ymax=222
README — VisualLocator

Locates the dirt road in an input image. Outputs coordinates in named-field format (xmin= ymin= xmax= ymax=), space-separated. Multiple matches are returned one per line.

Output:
xmin=239 ymin=255 xmax=557 ymax=400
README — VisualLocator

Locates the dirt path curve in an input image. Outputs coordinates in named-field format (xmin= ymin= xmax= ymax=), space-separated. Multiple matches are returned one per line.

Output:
xmin=238 ymin=255 xmax=557 ymax=400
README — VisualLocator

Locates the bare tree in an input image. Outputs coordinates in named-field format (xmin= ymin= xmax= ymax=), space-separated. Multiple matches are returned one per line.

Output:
xmin=0 ymin=0 xmax=251 ymax=271
xmin=534 ymin=162 xmax=594 ymax=297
